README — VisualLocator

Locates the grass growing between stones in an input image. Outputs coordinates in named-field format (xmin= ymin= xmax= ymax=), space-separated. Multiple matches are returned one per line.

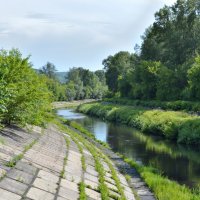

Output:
xmin=6 ymin=139 xmax=37 ymax=168
xmin=54 ymin=119 xmax=125 ymax=200
xmin=60 ymin=136 xmax=70 ymax=178
xmin=69 ymin=130 xmax=110 ymax=199
xmin=61 ymin=118 xmax=130 ymax=199
xmin=79 ymin=182 xmax=87 ymax=200
xmin=71 ymin=134 xmax=86 ymax=172
xmin=103 ymin=156 xmax=126 ymax=200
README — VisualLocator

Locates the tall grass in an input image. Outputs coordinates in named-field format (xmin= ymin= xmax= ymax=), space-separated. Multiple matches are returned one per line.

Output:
xmin=123 ymin=157 xmax=200 ymax=200
xmin=104 ymin=98 xmax=200 ymax=112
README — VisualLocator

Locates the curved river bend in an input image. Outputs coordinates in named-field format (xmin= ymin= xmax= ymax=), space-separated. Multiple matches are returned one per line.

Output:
xmin=57 ymin=108 xmax=200 ymax=189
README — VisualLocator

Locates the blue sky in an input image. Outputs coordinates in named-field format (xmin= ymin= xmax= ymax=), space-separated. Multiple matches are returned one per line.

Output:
xmin=0 ymin=0 xmax=177 ymax=71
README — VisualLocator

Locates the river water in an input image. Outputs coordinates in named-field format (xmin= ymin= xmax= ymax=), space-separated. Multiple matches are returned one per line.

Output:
xmin=57 ymin=108 xmax=200 ymax=189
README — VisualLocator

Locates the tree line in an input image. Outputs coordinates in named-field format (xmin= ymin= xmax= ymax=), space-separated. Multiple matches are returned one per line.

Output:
xmin=39 ymin=63 xmax=108 ymax=101
xmin=103 ymin=0 xmax=200 ymax=101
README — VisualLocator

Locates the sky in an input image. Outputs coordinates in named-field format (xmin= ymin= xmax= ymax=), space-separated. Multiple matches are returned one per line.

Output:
xmin=0 ymin=0 xmax=177 ymax=72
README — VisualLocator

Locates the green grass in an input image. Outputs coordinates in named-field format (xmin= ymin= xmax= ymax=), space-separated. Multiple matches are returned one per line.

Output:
xmin=77 ymin=102 xmax=200 ymax=145
xmin=121 ymin=156 xmax=200 ymax=200
xmin=6 ymin=153 xmax=23 ymax=167
xmin=54 ymin=119 xmax=117 ymax=200
xmin=6 ymin=139 xmax=37 ymax=168
xmin=104 ymin=97 xmax=200 ymax=112
xmin=60 ymin=136 xmax=70 ymax=178
xmin=79 ymin=182 xmax=87 ymax=200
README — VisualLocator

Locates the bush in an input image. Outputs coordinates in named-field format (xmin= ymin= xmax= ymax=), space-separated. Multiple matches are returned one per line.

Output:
xmin=0 ymin=49 xmax=52 ymax=126
xmin=178 ymin=119 xmax=200 ymax=145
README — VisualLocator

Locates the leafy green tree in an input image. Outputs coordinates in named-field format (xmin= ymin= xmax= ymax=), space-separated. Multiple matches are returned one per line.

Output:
xmin=39 ymin=62 xmax=57 ymax=79
xmin=141 ymin=0 xmax=200 ymax=67
xmin=129 ymin=61 xmax=162 ymax=99
xmin=187 ymin=56 xmax=200 ymax=99
xmin=66 ymin=67 xmax=107 ymax=100
xmin=103 ymin=51 xmax=133 ymax=94
xmin=0 ymin=49 xmax=51 ymax=126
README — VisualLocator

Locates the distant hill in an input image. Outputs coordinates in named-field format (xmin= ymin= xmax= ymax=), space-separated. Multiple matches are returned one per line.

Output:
xmin=33 ymin=69 xmax=68 ymax=83
xmin=55 ymin=72 xmax=68 ymax=83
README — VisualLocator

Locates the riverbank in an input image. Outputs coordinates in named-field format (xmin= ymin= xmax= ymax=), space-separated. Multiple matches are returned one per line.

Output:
xmin=77 ymin=102 xmax=200 ymax=145
xmin=64 ymin=117 xmax=200 ymax=200
xmin=52 ymin=99 xmax=97 ymax=109
xmin=104 ymin=98 xmax=200 ymax=113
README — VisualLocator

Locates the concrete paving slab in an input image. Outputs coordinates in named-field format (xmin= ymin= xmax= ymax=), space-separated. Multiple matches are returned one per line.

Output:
xmin=7 ymin=168 xmax=34 ymax=185
xmin=58 ymin=186 xmax=79 ymax=200
xmin=26 ymin=187 xmax=54 ymax=200
xmin=33 ymin=177 xmax=57 ymax=194
xmin=0 ymin=177 xmax=28 ymax=195
xmin=60 ymin=179 xmax=79 ymax=192
xmin=85 ymin=188 xmax=101 ymax=200
xmin=37 ymin=170 xmax=59 ymax=184
xmin=0 ymin=188 xmax=21 ymax=200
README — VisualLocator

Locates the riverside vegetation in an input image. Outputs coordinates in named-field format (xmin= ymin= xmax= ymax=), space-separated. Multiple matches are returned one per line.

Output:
xmin=77 ymin=102 xmax=200 ymax=145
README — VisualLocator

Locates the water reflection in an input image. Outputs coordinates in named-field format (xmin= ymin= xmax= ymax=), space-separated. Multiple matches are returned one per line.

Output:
xmin=57 ymin=108 xmax=200 ymax=188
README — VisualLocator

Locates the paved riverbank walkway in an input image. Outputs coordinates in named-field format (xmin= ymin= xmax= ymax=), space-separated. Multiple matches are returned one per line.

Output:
xmin=0 ymin=124 xmax=137 ymax=200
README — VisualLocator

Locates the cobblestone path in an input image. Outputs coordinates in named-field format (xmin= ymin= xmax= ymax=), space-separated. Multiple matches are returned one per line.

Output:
xmin=0 ymin=125 xmax=136 ymax=200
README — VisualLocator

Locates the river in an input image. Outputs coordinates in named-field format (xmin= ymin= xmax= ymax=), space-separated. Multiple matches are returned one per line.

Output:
xmin=57 ymin=108 xmax=200 ymax=189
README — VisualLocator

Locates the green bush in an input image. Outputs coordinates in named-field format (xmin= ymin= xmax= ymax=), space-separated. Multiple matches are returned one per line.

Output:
xmin=178 ymin=119 xmax=200 ymax=145
xmin=0 ymin=49 xmax=52 ymax=126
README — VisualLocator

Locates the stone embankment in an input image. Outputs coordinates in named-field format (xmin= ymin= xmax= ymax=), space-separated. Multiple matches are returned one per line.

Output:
xmin=0 ymin=124 xmax=153 ymax=200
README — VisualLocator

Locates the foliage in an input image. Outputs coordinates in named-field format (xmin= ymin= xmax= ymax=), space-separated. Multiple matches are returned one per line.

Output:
xmin=188 ymin=56 xmax=200 ymax=99
xmin=102 ymin=0 xmax=200 ymax=101
xmin=39 ymin=62 xmax=57 ymax=79
xmin=103 ymin=98 xmax=200 ymax=112
xmin=66 ymin=67 xmax=108 ymax=100
xmin=0 ymin=49 xmax=52 ymax=126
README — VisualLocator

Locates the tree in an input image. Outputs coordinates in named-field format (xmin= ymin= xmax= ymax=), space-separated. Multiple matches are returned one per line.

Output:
xmin=103 ymin=52 xmax=133 ymax=94
xmin=0 ymin=49 xmax=51 ymax=126
xmin=39 ymin=62 xmax=57 ymax=79
xmin=187 ymin=56 xmax=200 ymax=99
xmin=129 ymin=61 xmax=162 ymax=99
xmin=66 ymin=67 xmax=107 ymax=100
xmin=141 ymin=0 xmax=200 ymax=68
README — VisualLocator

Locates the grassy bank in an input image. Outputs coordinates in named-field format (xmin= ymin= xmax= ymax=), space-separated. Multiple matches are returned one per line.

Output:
xmin=59 ymin=117 xmax=200 ymax=200
xmin=52 ymin=99 xmax=97 ymax=109
xmin=77 ymin=102 xmax=200 ymax=145
xmin=122 ymin=156 xmax=200 ymax=200
xmin=104 ymin=98 xmax=200 ymax=113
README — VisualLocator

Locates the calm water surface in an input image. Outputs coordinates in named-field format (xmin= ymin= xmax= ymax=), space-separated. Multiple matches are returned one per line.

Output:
xmin=57 ymin=108 xmax=200 ymax=189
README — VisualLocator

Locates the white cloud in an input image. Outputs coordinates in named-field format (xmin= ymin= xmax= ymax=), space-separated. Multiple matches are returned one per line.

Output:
xmin=0 ymin=0 xmax=177 ymax=71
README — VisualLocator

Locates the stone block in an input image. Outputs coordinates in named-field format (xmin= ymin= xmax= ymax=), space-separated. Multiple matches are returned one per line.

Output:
xmin=0 ymin=177 xmax=28 ymax=195
xmin=26 ymin=187 xmax=54 ymax=200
